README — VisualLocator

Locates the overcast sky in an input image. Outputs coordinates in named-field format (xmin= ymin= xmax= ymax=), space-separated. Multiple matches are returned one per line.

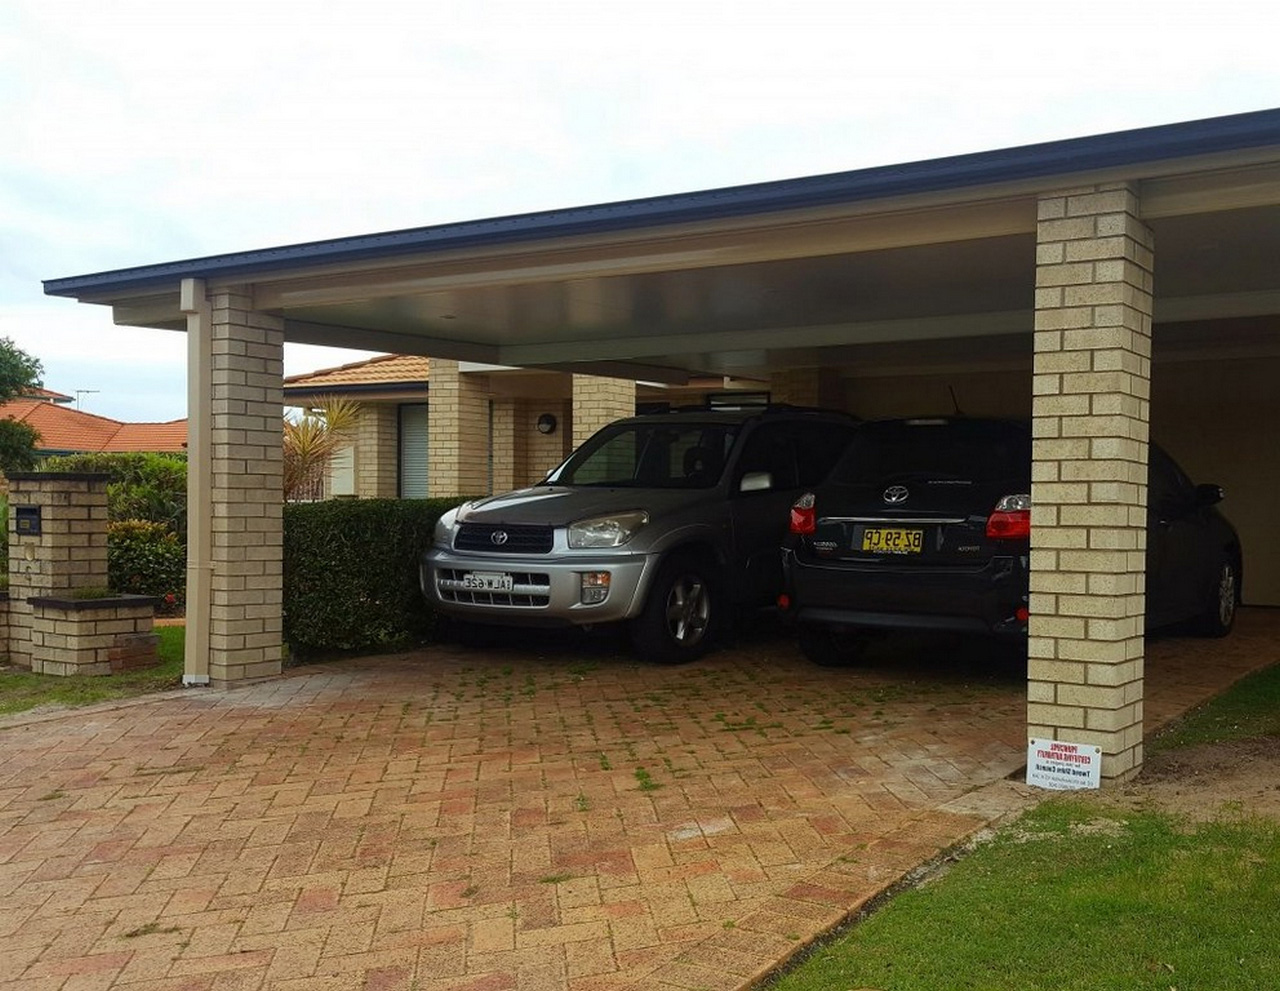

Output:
xmin=2 ymin=0 xmax=1277 ymax=421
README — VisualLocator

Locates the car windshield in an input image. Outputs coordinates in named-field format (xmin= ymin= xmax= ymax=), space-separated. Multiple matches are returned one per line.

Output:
xmin=829 ymin=419 xmax=1030 ymax=485
xmin=546 ymin=422 xmax=739 ymax=488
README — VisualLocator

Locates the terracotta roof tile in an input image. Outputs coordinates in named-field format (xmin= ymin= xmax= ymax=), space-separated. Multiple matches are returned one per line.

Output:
xmin=0 ymin=399 xmax=187 ymax=453
xmin=104 ymin=420 xmax=188 ymax=452
xmin=24 ymin=387 xmax=74 ymax=403
xmin=284 ymin=353 xmax=430 ymax=388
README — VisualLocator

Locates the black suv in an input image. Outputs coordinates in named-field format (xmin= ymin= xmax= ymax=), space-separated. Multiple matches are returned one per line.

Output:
xmin=780 ymin=417 xmax=1242 ymax=665
xmin=424 ymin=405 xmax=858 ymax=662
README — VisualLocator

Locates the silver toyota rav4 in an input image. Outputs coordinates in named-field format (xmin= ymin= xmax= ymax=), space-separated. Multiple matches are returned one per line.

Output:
xmin=422 ymin=406 xmax=857 ymax=662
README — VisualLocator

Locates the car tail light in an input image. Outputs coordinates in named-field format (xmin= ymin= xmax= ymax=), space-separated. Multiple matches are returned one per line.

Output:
xmin=986 ymin=493 xmax=1032 ymax=540
xmin=790 ymin=492 xmax=816 ymax=535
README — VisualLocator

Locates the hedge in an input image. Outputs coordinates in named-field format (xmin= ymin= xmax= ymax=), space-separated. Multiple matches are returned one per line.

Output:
xmin=39 ymin=452 xmax=188 ymax=537
xmin=107 ymin=519 xmax=186 ymax=609
xmin=283 ymin=497 xmax=469 ymax=656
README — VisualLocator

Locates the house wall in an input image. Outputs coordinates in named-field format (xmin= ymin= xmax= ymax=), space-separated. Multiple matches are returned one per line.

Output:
xmin=355 ymin=404 xmax=398 ymax=498
xmin=845 ymin=368 xmax=1033 ymax=420
xmin=521 ymin=398 xmax=572 ymax=483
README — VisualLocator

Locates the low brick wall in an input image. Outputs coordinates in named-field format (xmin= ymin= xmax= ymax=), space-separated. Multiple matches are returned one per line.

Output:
xmin=27 ymin=594 xmax=160 ymax=676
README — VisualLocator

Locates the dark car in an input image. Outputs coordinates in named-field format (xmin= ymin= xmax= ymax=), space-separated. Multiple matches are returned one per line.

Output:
xmin=779 ymin=417 xmax=1242 ymax=665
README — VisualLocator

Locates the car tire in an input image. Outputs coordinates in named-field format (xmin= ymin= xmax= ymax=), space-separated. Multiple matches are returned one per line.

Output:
xmin=1198 ymin=557 xmax=1239 ymax=638
xmin=797 ymin=626 xmax=869 ymax=667
xmin=630 ymin=554 xmax=717 ymax=663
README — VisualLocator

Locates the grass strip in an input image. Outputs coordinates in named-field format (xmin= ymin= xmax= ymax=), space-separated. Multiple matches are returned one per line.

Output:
xmin=1149 ymin=660 xmax=1280 ymax=750
xmin=769 ymin=797 xmax=1280 ymax=991
xmin=0 ymin=625 xmax=185 ymax=716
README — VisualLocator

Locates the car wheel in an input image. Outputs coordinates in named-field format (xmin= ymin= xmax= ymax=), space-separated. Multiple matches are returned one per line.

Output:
xmin=797 ymin=626 xmax=869 ymax=667
xmin=1198 ymin=557 xmax=1239 ymax=638
xmin=631 ymin=555 xmax=717 ymax=663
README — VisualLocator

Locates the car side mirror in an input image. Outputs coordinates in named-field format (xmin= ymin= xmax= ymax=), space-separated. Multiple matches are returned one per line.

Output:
xmin=1194 ymin=483 xmax=1224 ymax=508
xmin=739 ymin=470 xmax=773 ymax=493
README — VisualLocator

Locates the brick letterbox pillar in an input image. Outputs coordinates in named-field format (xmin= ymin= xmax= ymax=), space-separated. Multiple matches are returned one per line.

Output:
xmin=6 ymin=472 xmax=158 ymax=674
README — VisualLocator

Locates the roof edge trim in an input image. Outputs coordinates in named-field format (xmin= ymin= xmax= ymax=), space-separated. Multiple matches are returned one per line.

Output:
xmin=45 ymin=108 xmax=1280 ymax=299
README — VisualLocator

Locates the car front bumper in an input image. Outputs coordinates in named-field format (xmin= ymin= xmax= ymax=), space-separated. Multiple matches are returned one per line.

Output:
xmin=422 ymin=546 xmax=659 ymax=627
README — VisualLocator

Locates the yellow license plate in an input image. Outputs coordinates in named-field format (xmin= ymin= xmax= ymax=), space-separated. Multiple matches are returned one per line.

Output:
xmin=861 ymin=528 xmax=923 ymax=554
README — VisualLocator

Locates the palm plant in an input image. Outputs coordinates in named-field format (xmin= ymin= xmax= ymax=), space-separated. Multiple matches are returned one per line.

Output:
xmin=283 ymin=397 xmax=360 ymax=502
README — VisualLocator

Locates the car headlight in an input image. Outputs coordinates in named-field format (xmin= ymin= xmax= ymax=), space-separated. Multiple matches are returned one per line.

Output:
xmin=567 ymin=510 xmax=649 ymax=548
xmin=433 ymin=505 xmax=464 ymax=548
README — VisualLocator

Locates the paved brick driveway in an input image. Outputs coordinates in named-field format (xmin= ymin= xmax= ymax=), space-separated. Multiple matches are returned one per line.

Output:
xmin=1 ymin=610 xmax=1275 ymax=991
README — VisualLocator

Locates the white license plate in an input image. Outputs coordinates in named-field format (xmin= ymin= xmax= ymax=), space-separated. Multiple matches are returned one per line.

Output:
xmin=462 ymin=571 xmax=514 ymax=592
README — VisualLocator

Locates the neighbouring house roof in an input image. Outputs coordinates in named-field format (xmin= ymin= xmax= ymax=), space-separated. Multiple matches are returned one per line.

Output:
xmin=284 ymin=354 xmax=429 ymax=392
xmin=25 ymin=387 xmax=74 ymax=403
xmin=282 ymin=353 xmax=765 ymax=406
xmin=0 ymin=399 xmax=187 ymax=454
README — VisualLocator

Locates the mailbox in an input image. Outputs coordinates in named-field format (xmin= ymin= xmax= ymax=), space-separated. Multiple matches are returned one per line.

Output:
xmin=15 ymin=505 xmax=41 ymax=537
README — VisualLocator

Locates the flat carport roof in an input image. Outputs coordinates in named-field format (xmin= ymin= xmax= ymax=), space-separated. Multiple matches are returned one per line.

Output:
xmin=44 ymin=107 xmax=1280 ymax=385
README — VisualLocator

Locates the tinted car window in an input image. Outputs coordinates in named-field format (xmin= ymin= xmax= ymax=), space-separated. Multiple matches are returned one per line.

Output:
xmin=829 ymin=419 xmax=1030 ymax=484
xmin=1149 ymin=445 xmax=1197 ymax=519
xmin=549 ymin=422 xmax=739 ymax=489
xmin=793 ymin=422 xmax=860 ymax=486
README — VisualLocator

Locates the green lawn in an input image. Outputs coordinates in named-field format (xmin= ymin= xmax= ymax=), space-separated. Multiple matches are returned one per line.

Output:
xmin=0 ymin=625 xmax=185 ymax=716
xmin=1148 ymin=661 xmax=1280 ymax=751
xmin=767 ymin=662 xmax=1280 ymax=991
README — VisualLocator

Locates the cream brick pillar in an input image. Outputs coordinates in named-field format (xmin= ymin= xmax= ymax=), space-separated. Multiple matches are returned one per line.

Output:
xmin=355 ymin=404 xmax=398 ymax=498
xmin=427 ymin=359 xmax=491 ymax=497
xmin=1029 ymin=183 xmax=1154 ymax=783
xmin=207 ymin=287 xmax=284 ymax=684
xmin=768 ymin=367 xmax=843 ymax=408
xmin=571 ymin=375 xmax=634 ymax=447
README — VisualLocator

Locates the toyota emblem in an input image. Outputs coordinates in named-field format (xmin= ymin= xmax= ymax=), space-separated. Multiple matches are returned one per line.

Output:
xmin=883 ymin=485 xmax=909 ymax=505
xmin=490 ymin=530 xmax=509 ymax=546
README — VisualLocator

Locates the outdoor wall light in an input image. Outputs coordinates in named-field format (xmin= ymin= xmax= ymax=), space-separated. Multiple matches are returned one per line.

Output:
xmin=536 ymin=413 xmax=558 ymax=435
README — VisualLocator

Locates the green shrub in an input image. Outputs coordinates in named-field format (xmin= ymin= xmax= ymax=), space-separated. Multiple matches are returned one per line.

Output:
xmin=39 ymin=452 xmax=188 ymax=538
xmin=107 ymin=519 xmax=186 ymax=609
xmin=283 ymin=497 xmax=467 ymax=656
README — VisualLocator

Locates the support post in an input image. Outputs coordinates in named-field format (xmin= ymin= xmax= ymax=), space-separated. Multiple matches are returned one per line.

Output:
xmin=181 ymin=278 xmax=212 ymax=686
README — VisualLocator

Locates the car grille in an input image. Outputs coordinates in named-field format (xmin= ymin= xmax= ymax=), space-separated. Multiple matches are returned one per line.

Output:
xmin=436 ymin=569 xmax=551 ymax=608
xmin=455 ymin=523 xmax=554 ymax=554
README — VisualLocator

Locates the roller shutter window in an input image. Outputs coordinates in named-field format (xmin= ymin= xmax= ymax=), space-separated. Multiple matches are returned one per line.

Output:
xmin=399 ymin=403 xmax=429 ymax=498
xmin=329 ymin=445 xmax=355 ymax=497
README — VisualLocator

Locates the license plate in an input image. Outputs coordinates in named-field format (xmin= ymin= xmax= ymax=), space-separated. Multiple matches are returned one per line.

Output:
xmin=462 ymin=571 xmax=514 ymax=591
xmin=861 ymin=528 xmax=923 ymax=554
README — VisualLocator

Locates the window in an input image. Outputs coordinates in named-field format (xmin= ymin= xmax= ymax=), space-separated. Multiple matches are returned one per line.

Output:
xmin=399 ymin=404 xmax=429 ymax=498
xmin=329 ymin=445 xmax=355 ymax=497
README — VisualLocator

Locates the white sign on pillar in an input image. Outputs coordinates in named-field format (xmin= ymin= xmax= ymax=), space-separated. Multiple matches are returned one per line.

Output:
xmin=1026 ymin=739 xmax=1102 ymax=790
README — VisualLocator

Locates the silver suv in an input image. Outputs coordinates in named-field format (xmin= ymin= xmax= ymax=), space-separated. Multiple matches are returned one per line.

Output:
xmin=422 ymin=406 xmax=857 ymax=662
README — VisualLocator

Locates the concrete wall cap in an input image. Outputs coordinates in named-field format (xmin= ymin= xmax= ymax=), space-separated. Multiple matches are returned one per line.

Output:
xmin=27 ymin=593 xmax=160 ymax=611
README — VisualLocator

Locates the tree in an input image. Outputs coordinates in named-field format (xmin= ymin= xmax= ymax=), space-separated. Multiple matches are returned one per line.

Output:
xmin=0 ymin=336 xmax=44 ymax=473
xmin=283 ymin=396 xmax=360 ymax=501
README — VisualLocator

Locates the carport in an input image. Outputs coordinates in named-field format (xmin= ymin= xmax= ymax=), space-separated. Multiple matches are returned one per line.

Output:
xmin=45 ymin=108 xmax=1280 ymax=782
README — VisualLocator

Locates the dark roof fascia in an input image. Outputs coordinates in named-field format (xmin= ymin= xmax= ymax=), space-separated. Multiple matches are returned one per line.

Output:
xmin=283 ymin=381 xmax=429 ymax=398
xmin=45 ymin=108 xmax=1280 ymax=300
